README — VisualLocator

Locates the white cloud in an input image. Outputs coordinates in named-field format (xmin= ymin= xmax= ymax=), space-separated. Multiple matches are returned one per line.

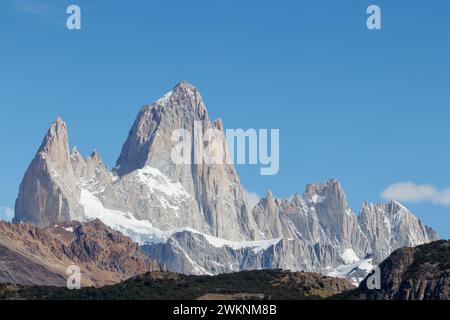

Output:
xmin=244 ymin=190 xmax=261 ymax=210
xmin=381 ymin=182 xmax=450 ymax=206
xmin=0 ymin=207 xmax=14 ymax=222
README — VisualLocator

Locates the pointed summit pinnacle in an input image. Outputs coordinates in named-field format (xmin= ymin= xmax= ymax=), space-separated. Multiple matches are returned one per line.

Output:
xmin=170 ymin=80 xmax=201 ymax=102
xmin=37 ymin=117 xmax=72 ymax=171
xmin=88 ymin=149 xmax=104 ymax=166
xmin=173 ymin=80 xmax=197 ymax=91
xmin=14 ymin=116 xmax=83 ymax=227
xmin=72 ymin=145 xmax=79 ymax=155
xmin=45 ymin=117 xmax=67 ymax=143
xmin=90 ymin=149 xmax=99 ymax=158
xmin=71 ymin=145 xmax=85 ymax=163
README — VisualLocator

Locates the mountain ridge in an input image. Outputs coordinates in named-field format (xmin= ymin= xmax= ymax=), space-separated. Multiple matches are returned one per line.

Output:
xmin=11 ymin=81 xmax=438 ymax=285
xmin=0 ymin=219 xmax=160 ymax=287
xmin=2 ymin=240 xmax=448 ymax=300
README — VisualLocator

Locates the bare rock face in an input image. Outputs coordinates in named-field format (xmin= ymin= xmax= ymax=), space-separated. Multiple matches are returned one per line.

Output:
xmin=115 ymin=81 xmax=259 ymax=241
xmin=252 ymin=191 xmax=296 ymax=239
xmin=302 ymin=180 xmax=371 ymax=258
xmin=71 ymin=148 xmax=114 ymax=195
xmin=0 ymin=219 xmax=160 ymax=287
xmin=253 ymin=180 xmax=371 ymax=258
xmin=11 ymin=81 xmax=439 ymax=285
xmin=14 ymin=118 xmax=84 ymax=227
xmin=142 ymin=230 xmax=343 ymax=276
xmin=358 ymin=200 xmax=439 ymax=263
xmin=73 ymin=149 xmax=113 ymax=186
xmin=249 ymin=180 xmax=439 ymax=284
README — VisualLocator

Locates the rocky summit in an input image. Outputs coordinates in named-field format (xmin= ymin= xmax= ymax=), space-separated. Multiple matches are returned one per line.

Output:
xmin=11 ymin=81 xmax=438 ymax=285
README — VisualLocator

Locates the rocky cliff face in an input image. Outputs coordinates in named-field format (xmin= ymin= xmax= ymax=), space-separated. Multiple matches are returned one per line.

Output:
xmin=14 ymin=118 xmax=84 ymax=227
xmin=253 ymin=180 xmax=372 ymax=258
xmin=115 ymin=81 xmax=259 ymax=240
xmin=251 ymin=180 xmax=438 ymax=265
xmin=12 ymin=81 xmax=439 ymax=284
xmin=252 ymin=191 xmax=297 ymax=240
xmin=348 ymin=240 xmax=450 ymax=300
xmin=304 ymin=180 xmax=372 ymax=258
xmin=142 ymin=231 xmax=343 ymax=276
xmin=0 ymin=219 xmax=160 ymax=287
xmin=358 ymin=200 xmax=438 ymax=263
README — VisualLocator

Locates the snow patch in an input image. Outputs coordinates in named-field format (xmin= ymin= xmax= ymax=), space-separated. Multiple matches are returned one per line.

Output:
xmin=311 ymin=194 xmax=326 ymax=204
xmin=341 ymin=248 xmax=360 ymax=264
xmin=393 ymin=200 xmax=410 ymax=212
xmin=326 ymin=258 xmax=374 ymax=286
xmin=156 ymin=90 xmax=173 ymax=105
xmin=136 ymin=166 xmax=190 ymax=199
xmin=80 ymin=188 xmax=282 ymax=254
xmin=80 ymin=188 xmax=167 ymax=244
xmin=184 ymin=228 xmax=282 ymax=254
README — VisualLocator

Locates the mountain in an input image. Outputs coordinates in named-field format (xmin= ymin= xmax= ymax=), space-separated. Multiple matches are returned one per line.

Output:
xmin=338 ymin=240 xmax=450 ymax=300
xmin=115 ymin=81 xmax=259 ymax=241
xmin=0 ymin=269 xmax=355 ymax=300
xmin=253 ymin=180 xmax=372 ymax=258
xmin=11 ymin=81 xmax=438 ymax=285
xmin=14 ymin=117 xmax=84 ymax=227
xmin=141 ymin=231 xmax=342 ymax=276
xmin=3 ymin=240 xmax=448 ymax=300
xmin=251 ymin=181 xmax=437 ymax=263
xmin=0 ymin=219 xmax=159 ymax=287
xmin=358 ymin=200 xmax=439 ymax=262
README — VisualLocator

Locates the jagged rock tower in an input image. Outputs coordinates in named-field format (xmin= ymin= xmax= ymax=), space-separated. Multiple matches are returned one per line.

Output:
xmin=14 ymin=117 xmax=84 ymax=226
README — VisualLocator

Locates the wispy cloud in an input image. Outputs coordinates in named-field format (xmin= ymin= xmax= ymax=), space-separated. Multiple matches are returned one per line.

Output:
xmin=244 ymin=189 xmax=261 ymax=210
xmin=381 ymin=182 xmax=450 ymax=206
xmin=0 ymin=206 xmax=14 ymax=222
xmin=12 ymin=0 xmax=57 ymax=17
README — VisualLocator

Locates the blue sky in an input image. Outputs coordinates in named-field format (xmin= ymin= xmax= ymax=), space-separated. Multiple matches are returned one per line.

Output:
xmin=0 ymin=0 xmax=449 ymax=237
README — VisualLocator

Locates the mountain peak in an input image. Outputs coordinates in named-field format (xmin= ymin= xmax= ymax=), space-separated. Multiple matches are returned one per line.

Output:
xmin=72 ymin=145 xmax=80 ymax=155
xmin=115 ymin=81 xmax=208 ymax=176
xmin=388 ymin=199 xmax=410 ymax=213
xmin=173 ymin=80 xmax=197 ymax=91
xmin=89 ymin=149 xmax=101 ymax=160
xmin=170 ymin=80 xmax=202 ymax=103
xmin=70 ymin=145 xmax=85 ymax=165
xmin=304 ymin=179 xmax=344 ymax=199
xmin=323 ymin=178 xmax=343 ymax=192
xmin=36 ymin=117 xmax=72 ymax=170
xmin=362 ymin=200 xmax=370 ymax=208
xmin=15 ymin=116 xmax=83 ymax=227
xmin=43 ymin=117 xmax=67 ymax=144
